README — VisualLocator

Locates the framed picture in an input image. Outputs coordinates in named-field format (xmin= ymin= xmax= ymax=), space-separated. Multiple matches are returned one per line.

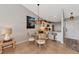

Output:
xmin=27 ymin=16 xmax=35 ymax=29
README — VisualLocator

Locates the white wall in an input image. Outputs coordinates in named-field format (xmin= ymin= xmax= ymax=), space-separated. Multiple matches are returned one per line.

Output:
xmin=0 ymin=4 xmax=37 ymax=43
xmin=65 ymin=19 xmax=79 ymax=40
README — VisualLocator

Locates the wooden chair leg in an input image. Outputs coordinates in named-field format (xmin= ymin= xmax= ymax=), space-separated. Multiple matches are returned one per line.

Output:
xmin=0 ymin=45 xmax=2 ymax=54
xmin=0 ymin=41 xmax=3 ymax=54
xmin=13 ymin=40 xmax=16 ymax=48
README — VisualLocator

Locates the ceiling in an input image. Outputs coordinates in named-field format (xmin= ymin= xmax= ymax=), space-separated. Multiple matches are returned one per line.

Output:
xmin=23 ymin=4 xmax=79 ymax=22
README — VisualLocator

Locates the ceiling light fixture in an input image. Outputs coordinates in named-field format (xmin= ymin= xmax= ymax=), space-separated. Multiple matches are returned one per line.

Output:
xmin=37 ymin=4 xmax=40 ymax=20
xmin=70 ymin=12 xmax=74 ymax=20
xmin=36 ymin=4 xmax=41 ymax=24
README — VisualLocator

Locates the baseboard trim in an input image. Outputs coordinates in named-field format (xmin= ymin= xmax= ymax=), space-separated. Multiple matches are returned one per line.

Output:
xmin=16 ymin=40 xmax=28 ymax=45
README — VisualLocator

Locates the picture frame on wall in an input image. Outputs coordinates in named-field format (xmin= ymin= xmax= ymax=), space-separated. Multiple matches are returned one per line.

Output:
xmin=26 ymin=16 xmax=35 ymax=29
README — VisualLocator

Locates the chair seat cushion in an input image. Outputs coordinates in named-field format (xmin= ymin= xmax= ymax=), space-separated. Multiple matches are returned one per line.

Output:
xmin=36 ymin=40 xmax=45 ymax=44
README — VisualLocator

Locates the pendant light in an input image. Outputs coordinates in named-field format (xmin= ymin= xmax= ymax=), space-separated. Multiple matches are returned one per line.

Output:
xmin=37 ymin=4 xmax=40 ymax=20
xmin=36 ymin=4 xmax=42 ymax=24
